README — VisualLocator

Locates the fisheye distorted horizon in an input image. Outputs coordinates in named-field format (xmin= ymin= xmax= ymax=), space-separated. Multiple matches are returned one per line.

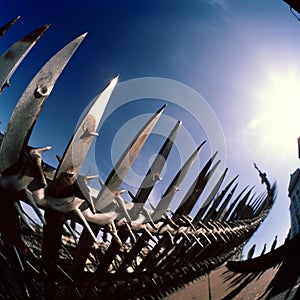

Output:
xmin=1 ymin=0 xmax=299 ymax=256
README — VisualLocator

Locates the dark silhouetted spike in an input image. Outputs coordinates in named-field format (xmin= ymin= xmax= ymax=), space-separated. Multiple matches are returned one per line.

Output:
xmin=221 ymin=185 xmax=249 ymax=221
xmin=172 ymin=154 xmax=219 ymax=222
xmin=213 ymin=182 xmax=238 ymax=221
xmin=152 ymin=141 xmax=206 ymax=220
xmin=202 ymin=174 xmax=239 ymax=223
xmin=192 ymin=167 xmax=228 ymax=226
xmin=134 ymin=121 xmax=181 ymax=205
xmin=227 ymin=187 xmax=254 ymax=220
xmin=0 ymin=16 xmax=20 ymax=38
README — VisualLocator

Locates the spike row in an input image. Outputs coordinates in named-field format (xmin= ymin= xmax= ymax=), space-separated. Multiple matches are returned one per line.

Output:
xmin=0 ymin=21 xmax=277 ymax=299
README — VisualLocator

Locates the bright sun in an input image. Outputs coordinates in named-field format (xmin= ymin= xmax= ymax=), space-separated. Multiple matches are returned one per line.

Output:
xmin=255 ymin=71 xmax=300 ymax=158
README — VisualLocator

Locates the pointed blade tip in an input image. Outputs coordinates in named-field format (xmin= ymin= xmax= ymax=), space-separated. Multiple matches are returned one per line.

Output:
xmin=77 ymin=32 xmax=88 ymax=41
xmin=73 ymin=32 xmax=88 ymax=44
xmin=111 ymin=75 xmax=119 ymax=85
xmin=20 ymin=23 xmax=50 ymax=42
xmin=198 ymin=140 xmax=207 ymax=150
xmin=211 ymin=151 xmax=218 ymax=160
xmin=157 ymin=104 xmax=167 ymax=114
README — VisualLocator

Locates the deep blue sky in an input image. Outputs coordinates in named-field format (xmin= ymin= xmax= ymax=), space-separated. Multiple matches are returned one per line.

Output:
xmin=1 ymin=0 xmax=300 ymax=257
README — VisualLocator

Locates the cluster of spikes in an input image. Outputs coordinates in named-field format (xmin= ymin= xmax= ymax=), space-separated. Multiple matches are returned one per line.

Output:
xmin=0 ymin=18 xmax=277 ymax=299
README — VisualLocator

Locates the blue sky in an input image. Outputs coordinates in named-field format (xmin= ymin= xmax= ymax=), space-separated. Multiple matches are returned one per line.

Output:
xmin=2 ymin=0 xmax=300 ymax=257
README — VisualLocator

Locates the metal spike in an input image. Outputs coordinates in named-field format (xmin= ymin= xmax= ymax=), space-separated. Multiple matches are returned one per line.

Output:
xmin=202 ymin=173 xmax=238 ymax=223
xmin=172 ymin=155 xmax=220 ymax=221
xmin=0 ymin=24 xmax=49 ymax=93
xmin=80 ymin=128 xmax=99 ymax=139
xmin=74 ymin=207 xmax=99 ymax=245
xmin=0 ymin=32 xmax=87 ymax=173
xmin=152 ymin=141 xmax=206 ymax=220
xmin=0 ymin=16 xmax=20 ymax=38
xmin=124 ymin=222 xmax=136 ymax=243
xmin=193 ymin=168 xmax=228 ymax=226
xmin=95 ymin=104 xmax=166 ymax=211
xmin=84 ymin=175 xmax=98 ymax=182
xmin=133 ymin=120 xmax=181 ymax=207
xmin=48 ymin=75 xmax=118 ymax=198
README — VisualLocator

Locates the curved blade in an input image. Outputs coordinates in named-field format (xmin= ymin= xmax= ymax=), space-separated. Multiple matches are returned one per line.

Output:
xmin=221 ymin=185 xmax=249 ymax=221
xmin=95 ymin=105 xmax=166 ymax=211
xmin=227 ymin=187 xmax=254 ymax=220
xmin=192 ymin=167 xmax=228 ymax=226
xmin=0 ymin=16 xmax=20 ymax=38
xmin=172 ymin=153 xmax=219 ymax=221
xmin=132 ymin=120 xmax=181 ymax=213
xmin=213 ymin=182 xmax=239 ymax=221
xmin=202 ymin=173 xmax=239 ymax=223
xmin=0 ymin=24 xmax=49 ymax=93
xmin=0 ymin=32 xmax=87 ymax=173
xmin=48 ymin=76 xmax=119 ymax=197
xmin=152 ymin=141 xmax=206 ymax=220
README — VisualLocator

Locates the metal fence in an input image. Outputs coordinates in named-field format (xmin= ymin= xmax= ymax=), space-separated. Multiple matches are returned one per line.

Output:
xmin=0 ymin=17 xmax=276 ymax=299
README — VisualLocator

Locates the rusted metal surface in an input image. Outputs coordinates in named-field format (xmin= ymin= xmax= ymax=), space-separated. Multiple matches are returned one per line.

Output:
xmin=0 ymin=21 xmax=278 ymax=300
xmin=0 ymin=22 xmax=49 ymax=93
xmin=0 ymin=32 xmax=86 ymax=173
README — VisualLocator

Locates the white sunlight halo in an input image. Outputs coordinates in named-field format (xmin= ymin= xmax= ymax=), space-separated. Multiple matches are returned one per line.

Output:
xmin=252 ymin=69 xmax=300 ymax=162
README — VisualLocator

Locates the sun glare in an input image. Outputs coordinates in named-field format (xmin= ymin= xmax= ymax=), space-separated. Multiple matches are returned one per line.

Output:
xmin=256 ymin=71 xmax=300 ymax=158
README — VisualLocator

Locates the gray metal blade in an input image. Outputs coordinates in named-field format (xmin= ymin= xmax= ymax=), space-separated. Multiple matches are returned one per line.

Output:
xmin=95 ymin=105 xmax=166 ymax=211
xmin=133 ymin=120 xmax=181 ymax=204
xmin=172 ymin=154 xmax=219 ymax=221
xmin=152 ymin=141 xmax=206 ymax=220
xmin=0 ymin=32 xmax=87 ymax=173
xmin=49 ymin=76 xmax=118 ymax=197
xmin=0 ymin=24 xmax=49 ymax=93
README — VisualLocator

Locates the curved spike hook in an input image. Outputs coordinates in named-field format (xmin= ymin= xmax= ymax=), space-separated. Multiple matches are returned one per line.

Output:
xmin=74 ymin=207 xmax=99 ymax=245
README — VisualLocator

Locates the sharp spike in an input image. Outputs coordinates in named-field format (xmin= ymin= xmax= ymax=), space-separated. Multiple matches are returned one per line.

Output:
xmin=124 ymin=222 xmax=136 ymax=243
xmin=84 ymin=175 xmax=98 ymax=182
xmin=95 ymin=104 xmax=166 ymax=211
xmin=0 ymin=16 xmax=20 ymax=38
xmin=32 ymin=146 xmax=52 ymax=154
xmin=74 ymin=208 xmax=99 ymax=245
xmin=0 ymin=32 xmax=86 ymax=173
xmin=0 ymin=24 xmax=50 ymax=93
